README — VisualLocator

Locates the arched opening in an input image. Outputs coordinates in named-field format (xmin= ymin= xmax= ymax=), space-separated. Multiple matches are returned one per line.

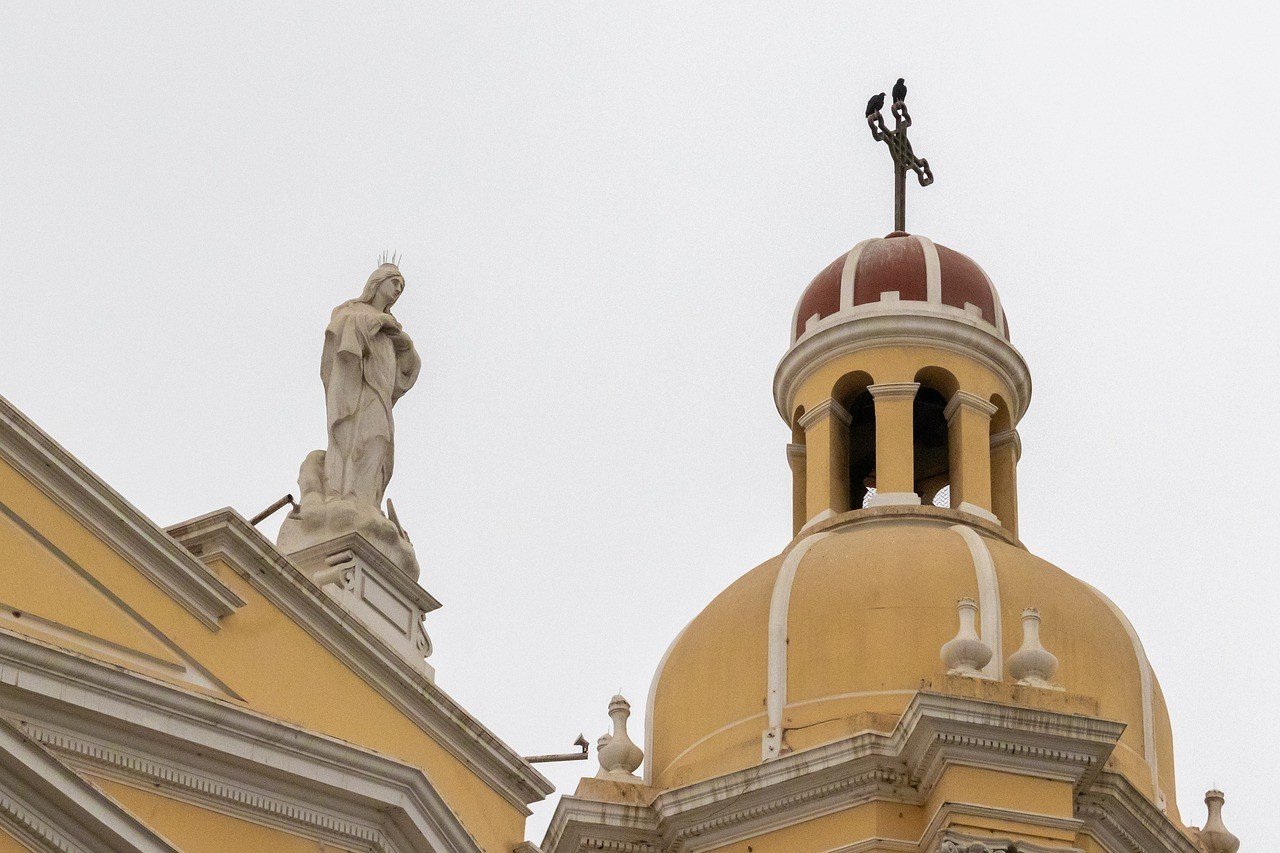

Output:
xmin=833 ymin=372 xmax=875 ymax=509
xmin=913 ymin=367 xmax=958 ymax=507
xmin=789 ymin=406 xmax=807 ymax=534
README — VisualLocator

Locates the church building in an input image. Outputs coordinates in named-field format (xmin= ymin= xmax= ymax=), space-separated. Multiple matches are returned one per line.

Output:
xmin=0 ymin=92 xmax=1241 ymax=852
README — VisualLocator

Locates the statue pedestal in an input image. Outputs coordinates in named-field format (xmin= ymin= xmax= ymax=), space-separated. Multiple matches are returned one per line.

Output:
xmin=286 ymin=533 xmax=439 ymax=681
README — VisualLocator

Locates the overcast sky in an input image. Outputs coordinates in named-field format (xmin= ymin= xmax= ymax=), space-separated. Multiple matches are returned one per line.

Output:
xmin=2 ymin=2 xmax=1276 ymax=844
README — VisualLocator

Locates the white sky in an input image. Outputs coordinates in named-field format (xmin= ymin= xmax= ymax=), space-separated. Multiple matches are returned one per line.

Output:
xmin=2 ymin=2 xmax=1275 ymax=845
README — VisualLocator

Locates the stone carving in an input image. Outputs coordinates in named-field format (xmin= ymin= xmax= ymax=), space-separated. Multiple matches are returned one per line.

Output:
xmin=941 ymin=597 xmax=993 ymax=677
xmin=1198 ymin=789 xmax=1240 ymax=853
xmin=1006 ymin=607 xmax=1060 ymax=689
xmin=279 ymin=260 xmax=423 ymax=576
xmin=596 ymin=695 xmax=644 ymax=782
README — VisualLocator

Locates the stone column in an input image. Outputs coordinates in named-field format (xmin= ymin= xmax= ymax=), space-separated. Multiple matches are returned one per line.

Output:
xmin=944 ymin=391 xmax=999 ymax=520
xmin=866 ymin=383 xmax=922 ymax=507
xmin=787 ymin=442 xmax=807 ymax=536
xmin=989 ymin=429 xmax=1020 ymax=536
xmin=799 ymin=399 xmax=851 ymax=528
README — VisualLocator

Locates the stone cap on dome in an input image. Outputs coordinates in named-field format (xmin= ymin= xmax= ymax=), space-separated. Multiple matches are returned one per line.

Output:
xmin=791 ymin=232 xmax=1008 ymax=344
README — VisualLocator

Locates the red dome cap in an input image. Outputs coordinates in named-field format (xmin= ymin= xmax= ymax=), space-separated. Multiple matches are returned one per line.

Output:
xmin=792 ymin=233 xmax=1008 ymax=343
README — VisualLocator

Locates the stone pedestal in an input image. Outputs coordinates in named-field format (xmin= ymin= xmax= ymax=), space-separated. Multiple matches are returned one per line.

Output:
xmin=287 ymin=533 xmax=439 ymax=680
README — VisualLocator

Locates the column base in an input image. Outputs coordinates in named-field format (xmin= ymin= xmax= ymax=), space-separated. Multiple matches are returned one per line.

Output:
xmin=958 ymin=501 xmax=999 ymax=523
xmin=865 ymin=492 xmax=922 ymax=508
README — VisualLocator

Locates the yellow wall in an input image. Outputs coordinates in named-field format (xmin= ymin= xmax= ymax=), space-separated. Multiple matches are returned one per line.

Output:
xmin=0 ymin=458 xmax=528 ymax=850
xmin=0 ymin=827 xmax=31 ymax=853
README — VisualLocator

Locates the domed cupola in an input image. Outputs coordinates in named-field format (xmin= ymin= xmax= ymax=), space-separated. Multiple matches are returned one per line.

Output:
xmin=791 ymin=231 xmax=1008 ymax=344
xmin=777 ymin=231 xmax=1031 ymax=537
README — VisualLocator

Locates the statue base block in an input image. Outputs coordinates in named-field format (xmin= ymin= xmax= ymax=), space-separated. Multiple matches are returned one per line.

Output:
xmin=285 ymin=532 xmax=439 ymax=681
xmin=278 ymin=496 xmax=420 ymax=579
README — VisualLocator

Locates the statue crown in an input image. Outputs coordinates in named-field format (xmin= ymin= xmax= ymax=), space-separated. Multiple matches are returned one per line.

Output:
xmin=378 ymin=250 xmax=402 ymax=267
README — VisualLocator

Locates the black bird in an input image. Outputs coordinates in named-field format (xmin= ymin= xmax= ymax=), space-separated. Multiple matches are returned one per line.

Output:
xmin=892 ymin=78 xmax=907 ymax=104
xmin=865 ymin=92 xmax=886 ymax=117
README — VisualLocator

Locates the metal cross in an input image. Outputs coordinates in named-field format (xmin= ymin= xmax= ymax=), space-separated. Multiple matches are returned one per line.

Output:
xmin=867 ymin=81 xmax=933 ymax=232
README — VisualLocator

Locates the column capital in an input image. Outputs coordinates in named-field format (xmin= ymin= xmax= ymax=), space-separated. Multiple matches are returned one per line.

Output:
xmin=786 ymin=442 xmax=807 ymax=464
xmin=990 ymin=428 xmax=1022 ymax=458
xmin=944 ymin=390 xmax=998 ymax=422
xmin=867 ymin=381 xmax=921 ymax=401
xmin=798 ymin=398 xmax=851 ymax=430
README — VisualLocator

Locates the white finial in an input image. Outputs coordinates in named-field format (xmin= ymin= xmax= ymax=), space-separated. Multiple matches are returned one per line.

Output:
xmin=940 ymin=598 xmax=993 ymax=677
xmin=1199 ymin=789 xmax=1240 ymax=853
xmin=1007 ymin=607 xmax=1060 ymax=689
xmin=595 ymin=695 xmax=643 ymax=783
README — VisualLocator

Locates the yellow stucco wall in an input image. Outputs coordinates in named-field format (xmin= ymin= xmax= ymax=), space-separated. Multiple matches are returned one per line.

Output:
xmin=0 ymin=827 xmax=30 ymax=853
xmin=0 ymin=457 xmax=528 ymax=850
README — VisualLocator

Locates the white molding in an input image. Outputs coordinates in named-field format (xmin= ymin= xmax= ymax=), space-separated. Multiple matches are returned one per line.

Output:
xmin=764 ymin=531 xmax=831 ymax=760
xmin=949 ymin=525 xmax=1003 ymax=680
xmin=838 ymin=239 xmax=877 ymax=312
xmin=989 ymin=428 xmax=1021 ymax=458
xmin=545 ymin=691 xmax=1150 ymax=853
xmin=0 ymin=632 xmax=485 ymax=852
xmin=1081 ymin=580 xmax=1163 ymax=812
xmin=916 ymin=234 xmax=943 ymax=305
xmin=799 ymin=507 xmax=836 ymax=533
xmin=0 ymin=395 xmax=243 ymax=630
xmin=0 ymin=716 xmax=179 ymax=853
xmin=864 ymin=491 xmax=922 ymax=507
xmin=164 ymin=510 xmax=553 ymax=813
xmin=943 ymin=390 xmax=999 ymax=422
xmin=774 ymin=312 xmax=1032 ymax=426
xmin=958 ymin=501 xmax=1000 ymax=524
xmin=867 ymin=381 xmax=921 ymax=401
xmin=797 ymin=398 xmax=851 ymax=430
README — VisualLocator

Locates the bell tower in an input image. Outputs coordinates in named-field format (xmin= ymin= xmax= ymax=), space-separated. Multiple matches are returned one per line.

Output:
xmin=778 ymin=231 xmax=1029 ymax=537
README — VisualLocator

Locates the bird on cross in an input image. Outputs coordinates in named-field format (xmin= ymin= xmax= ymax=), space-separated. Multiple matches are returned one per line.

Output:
xmin=865 ymin=77 xmax=932 ymax=232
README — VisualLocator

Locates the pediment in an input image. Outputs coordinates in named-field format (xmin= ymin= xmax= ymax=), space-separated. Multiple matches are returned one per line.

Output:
xmin=0 ymin=395 xmax=239 ymax=696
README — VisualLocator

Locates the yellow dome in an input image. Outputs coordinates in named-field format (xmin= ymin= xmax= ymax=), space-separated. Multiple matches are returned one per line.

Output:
xmin=646 ymin=506 xmax=1180 ymax=822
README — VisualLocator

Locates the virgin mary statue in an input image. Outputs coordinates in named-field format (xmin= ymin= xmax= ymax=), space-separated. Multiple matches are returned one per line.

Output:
xmin=320 ymin=262 xmax=421 ymax=507
xmin=278 ymin=261 xmax=422 ymax=576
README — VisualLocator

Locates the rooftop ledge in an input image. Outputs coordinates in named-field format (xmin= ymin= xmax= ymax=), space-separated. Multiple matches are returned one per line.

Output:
xmin=792 ymin=503 xmax=1024 ymax=550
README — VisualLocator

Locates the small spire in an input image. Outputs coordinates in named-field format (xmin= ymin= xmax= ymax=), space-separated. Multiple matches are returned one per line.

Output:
xmin=595 ymin=695 xmax=644 ymax=783
xmin=1199 ymin=789 xmax=1240 ymax=853
xmin=1007 ymin=607 xmax=1061 ymax=689
xmin=940 ymin=598 xmax=993 ymax=677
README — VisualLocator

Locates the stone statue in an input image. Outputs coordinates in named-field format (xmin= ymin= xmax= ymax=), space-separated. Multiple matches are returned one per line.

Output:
xmin=278 ymin=260 xmax=422 ymax=576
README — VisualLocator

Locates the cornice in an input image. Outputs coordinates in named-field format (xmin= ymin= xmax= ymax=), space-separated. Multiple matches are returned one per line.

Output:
xmin=867 ymin=381 xmax=921 ymax=401
xmin=797 ymin=397 xmax=851 ymax=429
xmin=0 ymin=632 xmax=482 ymax=852
xmin=544 ymin=692 xmax=1167 ymax=853
xmin=943 ymin=389 xmax=999 ymax=422
xmin=787 ymin=503 xmax=1025 ymax=551
xmin=0 ymin=395 xmax=243 ymax=630
xmin=165 ymin=509 xmax=553 ymax=813
xmin=0 ymin=715 xmax=178 ymax=853
xmin=774 ymin=312 xmax=1032 ymax=425
xmin=1076 ymin=772 xmax=1199 ymax=853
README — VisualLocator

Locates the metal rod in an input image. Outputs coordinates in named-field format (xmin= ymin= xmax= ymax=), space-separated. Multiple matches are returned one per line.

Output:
xmin=249 ymin=494 xmax=297 ymax=526
xmin=523 ymin=751 xmax=590 ymax=764
xmin=894 ymin=163 xmax=906 ymax=232
xmin=524 ymin=734 xmax=590 ymax=764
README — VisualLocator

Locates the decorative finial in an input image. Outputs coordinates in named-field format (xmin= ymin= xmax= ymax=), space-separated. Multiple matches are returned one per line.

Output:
xmin=940 ymin=598 xmax=993 ymax=677
xmin=1199 ymin=789 xmax=1240 ymax=853
xmin=595 ymin=694 xmax=643 ymax=783
xmin=866 ymin=77 xmax=933 ymax=232
xmin=1006 ymin=607 xmax=1061 ymax=689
